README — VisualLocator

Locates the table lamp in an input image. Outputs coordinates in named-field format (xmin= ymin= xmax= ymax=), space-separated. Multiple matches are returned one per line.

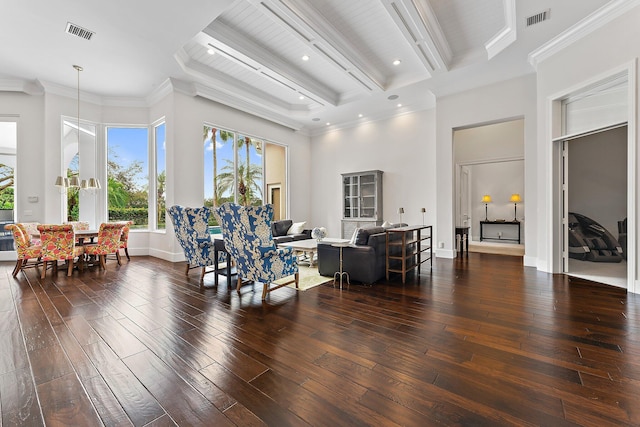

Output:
xmin=481 ymin=195 xmax=492 ymax=221
xmin=398 ymin=207 xmax=404 ymax=224
xmin=421 ymin=207 xmax=426 ymax=225
xmin=510 ymin=193 xmax=522 ymax=221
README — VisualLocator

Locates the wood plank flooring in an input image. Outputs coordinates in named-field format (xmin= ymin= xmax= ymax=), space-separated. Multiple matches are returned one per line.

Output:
xmin=0 ymin=253 xmax=638 ymax=426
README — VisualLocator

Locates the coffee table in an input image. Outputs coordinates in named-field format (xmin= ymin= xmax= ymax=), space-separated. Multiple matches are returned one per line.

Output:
xmin=278 ymin=238 xmax=349 ymax=267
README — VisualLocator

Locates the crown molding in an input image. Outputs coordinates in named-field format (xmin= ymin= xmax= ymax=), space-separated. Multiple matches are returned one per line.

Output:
xmin=528 ymin=0 xmax=640 ymax=69
xmin=485 ymin=0 xmax=517 ymax=60
xmin=0 ymin=79 xmax=44 ymax=95
xmin=190 ymin=82 xmax=303 ymax=131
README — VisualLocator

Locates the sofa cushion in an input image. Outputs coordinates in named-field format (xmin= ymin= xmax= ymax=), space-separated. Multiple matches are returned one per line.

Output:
xmin=272 ymin=219 xmax=292 ymax=237
xmin=287 ymin=221 xmax=306 ymax=235
xmin=354 ymin=226 xmax=385 ymax=246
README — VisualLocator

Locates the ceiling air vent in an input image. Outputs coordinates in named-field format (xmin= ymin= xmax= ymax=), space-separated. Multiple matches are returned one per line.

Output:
xmin=65 ymin=22 xmax=95 ymax=41
xmin=526 ymin=9 xmax=550 ymax=27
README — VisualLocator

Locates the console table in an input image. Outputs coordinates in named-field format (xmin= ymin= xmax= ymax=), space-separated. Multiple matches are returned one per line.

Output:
xmin=480 ymin=220 xmax=521 ymax=244
xmin=385 ymin=225 xmax=432 ymax=284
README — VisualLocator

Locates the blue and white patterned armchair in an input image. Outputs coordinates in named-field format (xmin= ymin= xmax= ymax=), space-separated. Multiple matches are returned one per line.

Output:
xmin=216 ymin=202 xmax=298 ymax=300
xmin=168 ymin=205 xmax=218 ymax=283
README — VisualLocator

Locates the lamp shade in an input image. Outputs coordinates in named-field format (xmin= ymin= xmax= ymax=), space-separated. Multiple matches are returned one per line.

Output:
xmin=54 ymin=176 xmax=66 ymax=187
xmin=420 ymin=207 xmax=426 ymax=213
xmin=68 ymin=176 xmax=80 ymax=188
xmin=88 ymin=178 xmax=101 ymax=189
xmin=510 ymin=193 xmax=522 ymax=203
xmin=398 ymin=207 xmax=404 ymax=214
xmin=481 ymin=195 xmax=492 ymax=203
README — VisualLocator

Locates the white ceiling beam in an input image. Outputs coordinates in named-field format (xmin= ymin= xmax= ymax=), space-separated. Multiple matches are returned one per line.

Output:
xmin=201 ymin=24 xmax=338 ymax=106
xmin=380 ymin=0 xmax=452 ymax=77
xmin=485 ymin=0 xmax=517 ymax=60
xmin=248 ymin=0 xmax=385 ymax=92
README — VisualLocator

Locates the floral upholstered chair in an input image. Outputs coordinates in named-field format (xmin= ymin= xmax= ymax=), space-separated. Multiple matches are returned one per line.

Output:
xmin=5 ymin=223 xmax=42 ymax=277
xmin=83 ymin=223 xmax=126 ymax=269
xmin=118 ymin=220 xmax=134 ymax=260
xmin=216 ymin=202 xmax=298 ymax=300
xmin=66 ymin=221 xmax=90 ymax=231
xmin=21 ymin=221 xmax=41 ymax=245
xmin=168 ymin=205 xmax=217 ymax=282
xmin=37 ymin=224 xmax=85 ymax=279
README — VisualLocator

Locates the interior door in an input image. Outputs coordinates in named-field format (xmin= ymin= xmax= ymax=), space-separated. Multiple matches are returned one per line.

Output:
xmin=562 ymin=140 xmax=569 ymax=273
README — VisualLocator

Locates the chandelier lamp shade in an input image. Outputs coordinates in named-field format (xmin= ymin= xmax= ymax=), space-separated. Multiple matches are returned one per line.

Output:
xmin=481 ymin=195 xmax=492 ymax=221
xmin=510 ymin=193 xmax=522 ymax=221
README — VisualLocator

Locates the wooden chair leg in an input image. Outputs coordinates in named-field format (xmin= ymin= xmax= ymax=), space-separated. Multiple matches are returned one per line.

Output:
xmin=262 ymin=283 xmax=269 ymax=300
xmin=41 ymin=261 xmax=47 ymax=279
xmin=116 ymin=252 xmax=122 ymax=266
xmin=200 ymin=266 xmax=206 ymax=282
xmin=100 ymin=255 xmax=106 ymax=269
xmin=12 ymin=259 xmax=21 ymax=277
xmin=67 ymin=259 xmax=74 ymax=276
xmin=124 ymin=248 xmax=130 ymax=260
xmin=185 ymin=263 xmax=190 ymax=276
xmin=236 ymin=277 xmax=243 ymax=293
xmin=295 ymin=272 xmax=299 ymax=289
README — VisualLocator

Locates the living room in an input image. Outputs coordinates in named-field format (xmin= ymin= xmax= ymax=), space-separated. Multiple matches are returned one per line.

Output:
xmin=3 ymin=1 xmax=640 ymax=425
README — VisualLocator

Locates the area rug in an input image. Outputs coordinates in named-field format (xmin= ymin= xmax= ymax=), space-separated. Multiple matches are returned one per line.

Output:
xmin=275 ymin=265 xmax=332 ymax=291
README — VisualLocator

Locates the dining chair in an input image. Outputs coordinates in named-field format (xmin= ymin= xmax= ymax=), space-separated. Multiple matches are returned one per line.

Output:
xmin=5 ymin=223 xmax=42 ymax=277
xmin=21 ymin=221 xmax=41 ymax=245
xmin=117 ymin=220 xmax=133 ymax=260
xmin=37 ymin=224 xmax=85 ymax=279
xmin=83 ymin=223 xmax=126 ymax=269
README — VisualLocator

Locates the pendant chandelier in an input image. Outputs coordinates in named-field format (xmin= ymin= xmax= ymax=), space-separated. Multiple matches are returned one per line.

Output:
xmin=55 ymin=65 xmax=101 ymax=192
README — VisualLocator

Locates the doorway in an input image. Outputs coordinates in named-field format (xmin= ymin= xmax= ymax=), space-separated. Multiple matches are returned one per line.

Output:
xmin=563 ymin=126 xmax=627 ymax=287
xmin=454 ymin=119 xmax=525 ymax=256
xmin=0 ymin=120 xmax=17 ymax=261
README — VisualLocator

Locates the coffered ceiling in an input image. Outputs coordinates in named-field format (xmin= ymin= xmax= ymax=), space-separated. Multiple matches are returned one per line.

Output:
xmin=0 ymin=0 xmax=613 ymax=134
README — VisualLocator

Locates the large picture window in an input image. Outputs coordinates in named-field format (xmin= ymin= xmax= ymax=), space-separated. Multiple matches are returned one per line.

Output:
xmin=203 ymin=125 xmax=286 ymax=223
xmin=107 ymin=127 xmax=149 ymax=228
xmin=155 ymin=122 xmax=166 ymax=230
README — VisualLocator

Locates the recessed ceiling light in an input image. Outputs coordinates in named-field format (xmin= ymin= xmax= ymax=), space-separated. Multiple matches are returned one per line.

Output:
xmin=326 ymin=122 xmax=330 ymax=126
xmin=207 ymin=45 xmax=215 ymax=55
xmin=358 ymin=114 xmax=363 ymax=118
xmin=393 ymin=59 xmax=401 ymax=66
xmin=302 ymin=55 xmax=310 ymax=61
xmin=397 ymin=103 xmax=402 ymax=107
xmin=299 ymin=95 xmax=305 ymax=100
xmin=388 ymin=94 xmax=399 ymax=100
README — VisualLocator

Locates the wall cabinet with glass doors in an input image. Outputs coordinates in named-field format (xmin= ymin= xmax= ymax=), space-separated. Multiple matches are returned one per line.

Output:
xmin=341 ymin=170 xmax=383 ymax=238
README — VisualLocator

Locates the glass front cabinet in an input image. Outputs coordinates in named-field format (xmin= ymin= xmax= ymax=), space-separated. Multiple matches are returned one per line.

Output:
xmin=341 ymin=170 xmax=383 ymax=238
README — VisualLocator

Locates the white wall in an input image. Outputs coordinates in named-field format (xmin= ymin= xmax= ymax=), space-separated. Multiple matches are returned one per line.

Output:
xmin=310 ymin=109 xmax=437 ymax=239
xmin=0 ymin=93 xmax=45 ymax=224
xmin=436 ymin=74 xmax=537 ymax=262
xmin=535 ymin=5 xmax=640 ymax=292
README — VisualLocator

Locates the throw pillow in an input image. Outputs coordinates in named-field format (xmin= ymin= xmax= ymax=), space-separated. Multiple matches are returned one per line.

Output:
xmin=287 ymin=221 xmax=306 ymax=235
xmin=349 ymin=227 xmax=360 ymax=245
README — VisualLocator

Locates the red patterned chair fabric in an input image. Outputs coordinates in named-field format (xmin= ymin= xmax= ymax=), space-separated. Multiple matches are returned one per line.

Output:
xmin=117 ymin=220 xmax=133 ymax=260
xmin=66 ymin=221 xmax=90 ymax=231
xmin=84 ymin=223 xmax=125 ymax=269
xmin=37 ymin=224 xmax=85 ymax=279
xmin=5 ymin=223 xmax=42 ymax=277
xmin=21 ymin=221 xmax=41 ymax=245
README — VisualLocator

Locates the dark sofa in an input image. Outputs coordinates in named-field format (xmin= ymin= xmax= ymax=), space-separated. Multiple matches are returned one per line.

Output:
xmin=317 ymin=224 xmax=409 ymax=285
xmin=271 ymin=219 xmax=311 ymax=244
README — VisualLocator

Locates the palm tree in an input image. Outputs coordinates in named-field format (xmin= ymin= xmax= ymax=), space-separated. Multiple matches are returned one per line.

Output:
xmin=203 ymin=126 xmax=232 ymax=207
xmin=216 ymin=159 xmax=263 ymax=206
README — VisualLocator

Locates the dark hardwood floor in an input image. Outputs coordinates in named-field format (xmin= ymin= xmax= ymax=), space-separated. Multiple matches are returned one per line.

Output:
xmin=1 ymin=253 xmax=638 ymax=426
